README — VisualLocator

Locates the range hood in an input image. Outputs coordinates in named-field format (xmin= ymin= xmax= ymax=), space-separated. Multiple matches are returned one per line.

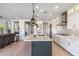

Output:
xmin=57 ymin=11 xmax=67 ymax=26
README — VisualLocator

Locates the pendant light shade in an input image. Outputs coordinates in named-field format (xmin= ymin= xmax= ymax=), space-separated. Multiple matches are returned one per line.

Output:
xmin=31 ymin=16 xmax=36 ymax=25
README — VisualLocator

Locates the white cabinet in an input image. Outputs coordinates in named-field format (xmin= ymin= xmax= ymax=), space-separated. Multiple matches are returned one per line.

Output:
xmin=58 ymin=38 xmax=71 ymax=52
xmin=53 ymin=36 xmax=61 ymax=44
xmin=65 ymin=39 xmax=79 ymax=56
xmin=54 ymin=35 xmax=79 ymax=56
xmin=59 ymin=38 xmax=65 ymax=47
xmin=54 ymin=37 xmax=72 ymax=55
xmin=68 ymin=41 xmax=79 ymax=56
xmin=64 ymin=39 xmax=71 ymax=53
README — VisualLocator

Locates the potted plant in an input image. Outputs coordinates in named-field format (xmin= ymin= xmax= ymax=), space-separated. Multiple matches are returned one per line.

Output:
xmin=0 ymin=23 xmax=5 ymax=34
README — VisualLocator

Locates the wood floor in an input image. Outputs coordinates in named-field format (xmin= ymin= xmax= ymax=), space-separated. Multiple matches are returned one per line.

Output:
xmin=0 ymin=40 xmax=72 ymax=56
xmin=52 ymin=41 xmax=72 ymax=56
xmin=0 ymin=41 xmax=31 ymax=56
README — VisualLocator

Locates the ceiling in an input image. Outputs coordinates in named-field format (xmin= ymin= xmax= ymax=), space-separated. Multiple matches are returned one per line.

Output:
xmin=0 ymin=3 xmax=76 ymax=21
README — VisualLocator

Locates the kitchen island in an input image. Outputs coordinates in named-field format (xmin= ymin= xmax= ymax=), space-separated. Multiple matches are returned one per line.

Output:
xmin=24 ymin=35 xmax=52 ymax=56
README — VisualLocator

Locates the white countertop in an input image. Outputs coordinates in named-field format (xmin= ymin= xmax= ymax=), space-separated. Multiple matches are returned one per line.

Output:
xmin=55 ymin=34 xmax=79 ymax=39
xmin=54 ymin=34 xmax=79 ymax=43
xmin=23 ymin=35 xmax=52 ymax=41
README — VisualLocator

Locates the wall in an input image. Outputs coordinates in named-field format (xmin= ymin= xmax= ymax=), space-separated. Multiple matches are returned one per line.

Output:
xmin=0 ymin=19 xmax=30 ymax=40
xmin=51 ymin=4 xmax=79 ymax=35
xmin=43 ymin=22 xmax=49 ymax=36
xmin=0 ymin=19 xmax=51 ymax=40
xmin=52 ymin=17 xmax=62 ymax=34
xmin=67 ymin=4 xmax=79 ymax=35
xmin=37 ymin=21 xmax=50 ymax=36
xmin=19 ymin=20 xmax=25 ymax=39
xmin=25 ymin=22 xmax=31 ymax=35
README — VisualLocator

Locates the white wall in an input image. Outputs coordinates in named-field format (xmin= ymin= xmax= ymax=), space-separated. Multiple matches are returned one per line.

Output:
xmin=19 ymin=20 xmax=25 ymax=40
xmin=0 ymin=19 xmax=29 ymax=40
xmin=0 ymin=18 xmax=51 ymax=39
xmin=67 ymin=4 xmax=79 ymax=35
xmin=25 ymin=23 xmax=31 ymax=35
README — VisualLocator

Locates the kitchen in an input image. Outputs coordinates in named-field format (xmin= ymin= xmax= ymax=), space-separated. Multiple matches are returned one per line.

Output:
xmin=0 ymin=3 xmax=79 ymax=56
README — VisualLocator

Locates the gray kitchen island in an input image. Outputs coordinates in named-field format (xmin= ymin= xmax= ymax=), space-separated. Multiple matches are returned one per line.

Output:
xmin=24 ymin=35 xmax=52 ymax=56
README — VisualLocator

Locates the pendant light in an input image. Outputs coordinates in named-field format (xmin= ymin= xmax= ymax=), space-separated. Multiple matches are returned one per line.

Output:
xmin=31 ymin=3 xmax=37 ymax=25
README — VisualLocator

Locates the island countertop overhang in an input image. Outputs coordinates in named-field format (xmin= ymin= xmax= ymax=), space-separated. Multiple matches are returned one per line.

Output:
xmin=23 ymin=35 xmax=52 ymax=41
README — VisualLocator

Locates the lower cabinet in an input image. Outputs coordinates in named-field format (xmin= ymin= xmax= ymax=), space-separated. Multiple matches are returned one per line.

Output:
xmin=68 ymin=41 xmax=79 ymax=56
xmin=32 ymin=41 xmax=52 ymax=56
xmin=54 ymin=36 xmax=79 ymax=56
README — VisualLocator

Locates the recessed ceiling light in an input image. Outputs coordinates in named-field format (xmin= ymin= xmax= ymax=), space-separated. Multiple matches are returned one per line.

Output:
xmin=36 ymin=6 xmax=39 ymax=9
xmin=55 ymin=6 xmax=58 ymax=9
xmin=40 ymin=9 xmax=43 ymax=12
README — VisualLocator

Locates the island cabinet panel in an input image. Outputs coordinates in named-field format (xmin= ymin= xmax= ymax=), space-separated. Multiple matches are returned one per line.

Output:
xmin=32 ymin=41 xmax=52 ymax=56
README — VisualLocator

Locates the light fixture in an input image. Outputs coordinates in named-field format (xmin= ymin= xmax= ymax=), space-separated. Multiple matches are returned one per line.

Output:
xmin=31 ymin=3 xmax=37 ymax=25
xmin=36 ymin=6 xmax=39 ymax=9
xmin=55 ymin=6 xmax=58 ymax=9
xmin=40 ymin=9 xmax=43 ymax=12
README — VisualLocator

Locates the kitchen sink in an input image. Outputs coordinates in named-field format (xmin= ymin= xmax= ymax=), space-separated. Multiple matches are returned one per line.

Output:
xmin=57 ymin=33 xmax=70 ymax=36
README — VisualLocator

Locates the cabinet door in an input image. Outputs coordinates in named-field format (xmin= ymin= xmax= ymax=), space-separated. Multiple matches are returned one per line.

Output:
xmin=54 ymin=37 xmax=61 ymax=44
xmin=65 ymin=40 xmax=79 ymax=56
xmin=65 ymin=40 xmax=71 ymax=52
xmin=60 ymin=38 xmax=65 ymax=48
xmin=32 ymin=41 xmax=52 ymax=56
xmin=69 ymin=41 xmax=79 ymax=56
